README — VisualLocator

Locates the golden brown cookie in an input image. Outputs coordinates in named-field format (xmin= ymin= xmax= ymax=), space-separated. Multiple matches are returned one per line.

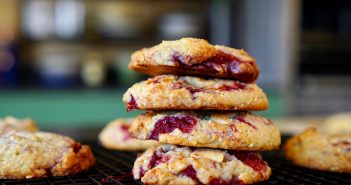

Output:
xmin=133 ymin=144 xmax=271 ymax=185
xmin=284 ymin=127 xmax=351 ymax=173
xmin=99 ymin=118 xmax=158 ymax=151
xmin=0 ymin=116 xmax=38 ymax=135
xmin=0 ymin=131 xmax=95 ymax=179
xmin=130 ymin=111 xmax=280 ymax=151
xmin=123 ymin=75 xmax=268 ymax=111
xmin=129 ymin=38 xmax=259 ymax=82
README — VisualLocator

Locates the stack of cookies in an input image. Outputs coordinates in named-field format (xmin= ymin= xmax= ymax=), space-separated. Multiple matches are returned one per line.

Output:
xmin=122 ymin=38 xmax=281 ymax=185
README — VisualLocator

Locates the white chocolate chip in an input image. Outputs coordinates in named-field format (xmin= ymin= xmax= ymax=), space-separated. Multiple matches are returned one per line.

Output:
xmin=191 ymin=149 xmax=225 ymax=162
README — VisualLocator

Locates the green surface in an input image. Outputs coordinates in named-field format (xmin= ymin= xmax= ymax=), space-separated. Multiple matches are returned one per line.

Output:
xmin=0 ymin=89 xmax=285 ymax=129
xmin=256 ymin=90 xmax=285 ymax=118
xmin=0 ymin=89 xmax=140 ymax=129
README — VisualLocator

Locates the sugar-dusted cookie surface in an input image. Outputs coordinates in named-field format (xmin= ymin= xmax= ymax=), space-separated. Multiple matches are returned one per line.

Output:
xmin=99 ymin=118 xmax=158 ymax=151
xmin=130 ymin=111 xmax=280 ymax=151
xmin=123 ymin=75 xmax=268 ymax=111
xmin=129 ymin=38 xmax=259 ymax=82
xmin=284 ymin=127 xmax=351 ymax=173
xmin=0 ymin=131 xmax=95 ymax=179
xmin=133 ymin=144 xmax=271 ymax=185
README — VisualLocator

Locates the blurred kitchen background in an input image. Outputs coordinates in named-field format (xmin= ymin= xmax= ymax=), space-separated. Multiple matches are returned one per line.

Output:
xmin=0 ymin=0 xmax=350 ymax=132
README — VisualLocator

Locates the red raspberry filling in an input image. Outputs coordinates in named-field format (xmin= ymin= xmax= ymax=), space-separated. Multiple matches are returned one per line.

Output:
xmin=232 ymin=151 xmax=267 ymax=172
xmin=229 ymin=124 xmax=238 ymax=132
xmin=233 ymin=115 xmax=257 ymax=129
xmin=171 ymin=82 xmax=202 ymax=100
xmin=263 ymin=118 xmax=273 ymax=125
xmin=179 ymin=165 xmax=203 ymax=185
xmin=138 ymin=167 xmax=146 ymax=179
xmin=332 ymin=141 xmax=351 ymax=152
xmin=179 ymin=165 xmax=245 ymax=185
xmin=136 ymin=150 xmax=172 ymax=179
xmin=173 ymin=79 xmax=246 ymax=93
xmin=148 ymin=152 xmax=163 ymax=168
xmin=172 ymin=51 xmax=257 ymax=82
xmin=120 ymin=125 xmax=132 ymax=141
xmin=147 ymin=78 xmax=161 ymax=84
xmin=149 ymin=115 xmax=197 ymax=140
xmin=172 ymin=78 xmax=246 ymax=100
xmin=217 ymin=82 xmax=246 ymax=91
xmin=127 ymin=95 xmax=138 ymax=111
xmin=185 ymin=86 xmax=202 ymax=95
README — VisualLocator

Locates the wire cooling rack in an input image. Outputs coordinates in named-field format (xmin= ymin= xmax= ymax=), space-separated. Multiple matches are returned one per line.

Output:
xmin=1 ymin=143 xmax=351 ymax=185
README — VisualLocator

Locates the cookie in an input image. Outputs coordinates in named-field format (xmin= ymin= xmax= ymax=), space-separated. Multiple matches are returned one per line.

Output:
xmin=322 ymin=112 xmax=351 ymax=134
xmin=0 ymin=131 xmax=95 ymax=179
xmin=0 ymin=116 xmax=38 ymax=135
xmin=129 ymin=38 xmax=259 ymax=82
xmin=133 ymin=144 xmax=271 ymax=185
xmin=123 ymin=75 xmax=268 ymax=111
xmin=284 ymin=127 xmax=351 ymax=173
xmin=99 ymin=118 xmax=158 ymax=151
xmin=130 ymin=111 xmax=280 ymax=151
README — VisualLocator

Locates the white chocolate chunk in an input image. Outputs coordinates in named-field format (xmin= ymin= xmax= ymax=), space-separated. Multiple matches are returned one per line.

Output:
xmin=191 ymin=149 xmax=225 ymax=162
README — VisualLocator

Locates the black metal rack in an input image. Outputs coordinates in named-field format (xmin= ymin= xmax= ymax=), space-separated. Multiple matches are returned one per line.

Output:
xmin=1 ymin=144 xmax=351 ymax=185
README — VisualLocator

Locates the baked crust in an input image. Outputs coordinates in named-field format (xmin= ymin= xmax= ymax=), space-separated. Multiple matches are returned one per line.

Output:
xmin=122 ymin=75 xmax=268 ymax=111
xmin=0 ymin=116 xmax=38 ymax=135
xmin=129 ymin=38 xmax=259 ymax=82
xmin=284 ymin=127 xmax=351 ymax=173
xmin=133 ymin=144 xmax=271 ymax=185
xmin=99 ymin=118 xmax=158 ymax=151
xmin=130 ymin=111 xmax=280 ymax=151
xmin=0 ymin=131 xmax=95 ymax=179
